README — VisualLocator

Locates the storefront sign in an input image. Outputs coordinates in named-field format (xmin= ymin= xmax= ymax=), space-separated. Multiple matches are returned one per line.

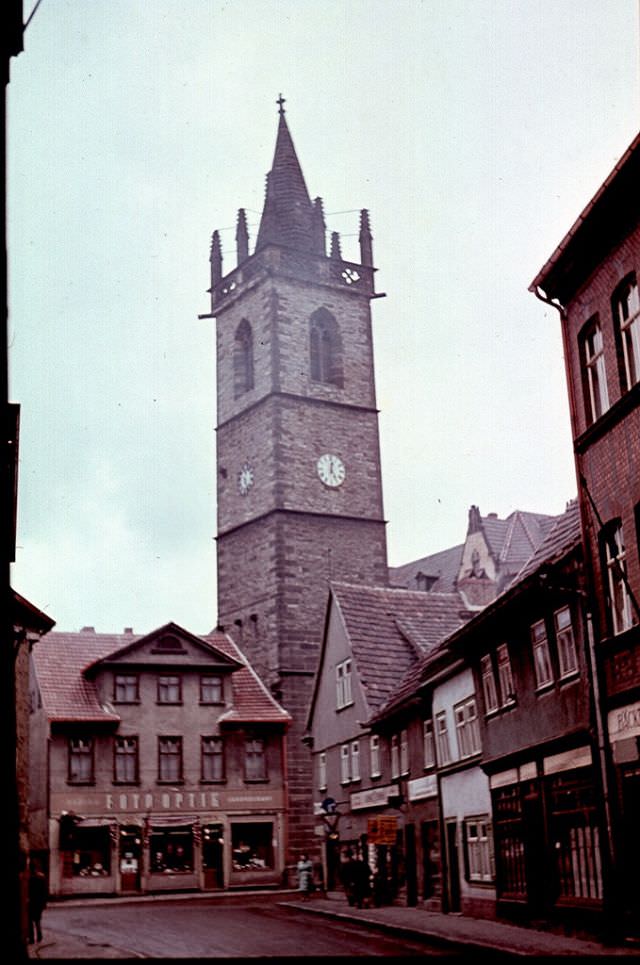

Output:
xmin=608 ymin=701 xmax=640 ymax=742
xmin=543 ymin=745 xmax=592 ymax=776
xmin=350 ymin=784 xmax=398 ymax=811
xmin=604 ymin=645 xmax=640 ymax=696
xmin=367 ymin=816 xmax=397 ymax=844
xmin=52 ymin=788 xmax=281 ymax=817
xmin=408 ymin=775 xmax=437 ymax=801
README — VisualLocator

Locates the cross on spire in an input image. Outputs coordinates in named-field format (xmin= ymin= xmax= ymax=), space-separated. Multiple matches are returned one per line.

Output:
xmin=276 ymin=93 xmax=286 ymax=115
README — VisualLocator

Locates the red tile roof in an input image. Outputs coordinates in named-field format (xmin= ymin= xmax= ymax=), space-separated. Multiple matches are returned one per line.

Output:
xmin=32 ymin=626 xmax=290 ymax=726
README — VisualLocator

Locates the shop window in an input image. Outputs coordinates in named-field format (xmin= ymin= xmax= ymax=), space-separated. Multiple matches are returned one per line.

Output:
xmin=64 ymin=826 xmax=111 ymax=878
xmin=600 ymin=520 xmax=635 ymax=636
xmin=233 ymin=319 xmax=254 ymax=398
xmin=68 ymin=737 xmax=94 ymax=784
xmin=244 ymin=737 xmax=267 ymax=782
xmin=554 ymin=606 xmax=579 ymax=678
xmin=480 ymin=654 xmax=499 ymax=714
xmin=435 ymin=711 xmax=451 ymax=766
xmin=113 ymin=674 xmax=139 ymax=703
xmin=613 ymin=273 xmax=640 ymax=391
xmin=370 ymin=735 xmax=381 ymax=778
xmin=531 ymin=619 xmax=554 ymax=689
xmin=350 ymin=740 xmax=360 ymax=781
xmin=423 ymin=719 xmax=435 ymax=769
xmin=496 ymin=644 xmax=516 ymax=705
xmin=201 ymin=736 xmax=225 ymax=782
xmin=158 ymin=736 xmax=183 ymax=783
xmin=336 ymin=658 xmax=353 ymax=709
xmin=492 ymin=783 xmax=528 ymax=901
xmin=200 ymin=674 xmax=223 ymax=704
xmin=114 ymin=736 xmax=138 ymax=784
xmin=454 ymin=697 xmax=481 ymax=759
xmin=157 ymin=675 xmax=182 ymax=704
xmin=464 ymin=817 xmax=494 ymax=883
xmin=318 ymin=751 xmax=327 ymax=790
xmin=340 ymin=743 xmax=350 ymax=784
xmin=580 ymin=316 xmax=610 ymax=425
xmin=150 ymin=827 xmax=193 ymax=873
xmin=547 ymin=771 xmax=603 ymax=903
xmin=231 ymin=822 xmax=274 ymax=871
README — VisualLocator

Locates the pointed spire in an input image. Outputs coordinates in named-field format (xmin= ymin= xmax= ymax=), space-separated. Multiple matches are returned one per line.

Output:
xmin=210 ymin=230 xmax=222 ymax=287
xmin=236 ymin=208 xmax=249 ymax=264
xmin=255 ymin=99 xmax=314 ymax=253
xmin=311 ymin=197 xmax=326 ymax=255
xmin=359 ymin=208 xmax=373 ymax=267
xmin=330 ymin=231 xmax=342 ymax=261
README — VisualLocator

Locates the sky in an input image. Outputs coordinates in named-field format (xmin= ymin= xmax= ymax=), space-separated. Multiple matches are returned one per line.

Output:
xmin=7 ymin=0 xmax=640 ymax=635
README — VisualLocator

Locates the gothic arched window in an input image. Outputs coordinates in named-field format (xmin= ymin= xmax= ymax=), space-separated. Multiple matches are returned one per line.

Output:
xmin=234 ymin=319 xmax=254 ymax=397
xmin=309 ymin=308 xmax=343 ymax=387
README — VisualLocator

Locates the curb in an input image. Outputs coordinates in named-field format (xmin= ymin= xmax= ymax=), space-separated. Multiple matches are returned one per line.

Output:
xmin=277 ymin=901 xmax=519 ymax=958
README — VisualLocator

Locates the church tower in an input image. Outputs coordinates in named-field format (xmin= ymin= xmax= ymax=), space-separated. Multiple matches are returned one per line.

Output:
xmin=206 ymin=99 xmax=388 ymax=860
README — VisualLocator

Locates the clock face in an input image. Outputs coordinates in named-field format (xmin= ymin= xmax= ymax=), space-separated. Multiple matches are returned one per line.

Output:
xmin=316 ymin=453 xmax=346 ymax=488
xmin=238 ymin=463 xmax=254 ymax=496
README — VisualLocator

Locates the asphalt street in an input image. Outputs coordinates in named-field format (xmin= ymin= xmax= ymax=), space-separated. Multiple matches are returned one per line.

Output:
xmin=39 ymin=895 xmax=457 ymax=958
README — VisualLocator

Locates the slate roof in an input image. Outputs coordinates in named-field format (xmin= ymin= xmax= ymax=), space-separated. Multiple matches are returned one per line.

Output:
xmin=513 ymin=499 xmax=582 ymax=583
xmin=389 ymin=543 xmax=463 ymax=593
xmin=32 ymin=626 xmax=290 ymax=727
xmin=389 ymin=508 xmax=558 ymax=594
xmin=255 ymin=110 xmax=314 ymax=253
xmin=330 ymin=582 xmax=472 ymax=716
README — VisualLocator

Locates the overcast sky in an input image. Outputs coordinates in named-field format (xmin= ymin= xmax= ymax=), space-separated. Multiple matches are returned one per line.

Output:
xmin=8 ymin=0 xmax=640 ymax=634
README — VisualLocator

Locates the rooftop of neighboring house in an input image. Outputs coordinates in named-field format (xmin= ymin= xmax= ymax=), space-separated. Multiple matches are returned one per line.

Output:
xmin=389 ymin=505 xmax=559 ymax=596
xmin=31 ymin=622 xmax=290 ymax=727
xmin=372 ymin=500 xmax=582 ymax=724
xmin=322 ymin=581 xmax=474 ymax=719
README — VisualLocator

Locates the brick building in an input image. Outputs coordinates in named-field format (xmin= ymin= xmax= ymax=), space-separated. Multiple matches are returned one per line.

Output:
xmin=530 ymin=130 xmax=640 ymax=936
xmin=203 ymin=101 xmax=388 ymax=864
xmin=29 ymin=622 xmax=290 ymax=897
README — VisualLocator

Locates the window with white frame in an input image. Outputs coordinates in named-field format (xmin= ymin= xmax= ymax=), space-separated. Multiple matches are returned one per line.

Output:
xmin=68 ymin=737 xmax=94 ymax=784
xmin=435 ymin=711 xmax=451 ymax=766
xmin=497 ymin=643 xmax=516 ymax=705
xmin=370 ymin=735 xmax=380 ymax=778
xmin=531 ymin=619 xmax=554 ymax=689
xmin=423 ymin=719 xmax=435 ymax=769
xmin=465 ymin=818 xmax=494 ymax=883
xmin=400 ymin=729 xmax=409 ymax=775
xmin=480 ymin=654 xmax=499 ymax=713
xmin=340 ymin=743 xmax=350 ymax=784
xmin=318 ymin=751 xmax=327 ymax=790
xmin=454 ymin=697 xmax=481 ymax=759
xmin=351 ymin=741 xmax=360 ymax=781
xmin=390 ymin=733 xmax=400 ymax=778
xmin=601 ymin=520 xmax=635 ymax=636
xmin=336 ymin=659 xmax=353 ymax=709
xmin=614 ymin=273 xmax=640 ymax=391
xmin=554 ymin=606 xmax=579 ymax=678
xmin=581 ymin=317 xmax=610 ymax=424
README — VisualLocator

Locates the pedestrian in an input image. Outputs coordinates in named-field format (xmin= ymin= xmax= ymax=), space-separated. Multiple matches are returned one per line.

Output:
xmin=351 ymin=854 xmax=371 ymax=909
xmin=339 ymin=849 xmax=357 ymax=906
xmin=28 ymin=857 xmax=48 ymax=944
xmin=296 ymin=853 xmax=314 ymax=900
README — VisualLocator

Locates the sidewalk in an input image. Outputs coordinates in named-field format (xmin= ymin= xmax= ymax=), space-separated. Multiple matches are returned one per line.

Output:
xmin=279 ymin=893 xmax=640 ymax=958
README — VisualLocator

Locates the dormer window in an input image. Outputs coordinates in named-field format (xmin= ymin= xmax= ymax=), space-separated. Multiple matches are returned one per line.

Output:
xmin=416 ymin=571 xmax=437 ymax=592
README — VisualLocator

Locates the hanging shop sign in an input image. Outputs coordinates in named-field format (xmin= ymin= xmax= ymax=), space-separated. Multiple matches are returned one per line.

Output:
xmin=367 ymin=816 xmax=398 ymax=845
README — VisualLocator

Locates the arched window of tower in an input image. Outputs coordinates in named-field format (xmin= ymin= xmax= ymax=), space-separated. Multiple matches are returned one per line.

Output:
xmin=233 ymin=319 xmax=254 ymax=397
xmin=309 ymin=308 xmax=343 ymax=388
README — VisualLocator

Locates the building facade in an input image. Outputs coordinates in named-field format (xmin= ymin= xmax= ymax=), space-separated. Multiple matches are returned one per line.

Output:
xmin=29 ymin=623 xmax=290 ymax=897
xmin=530 ymin=130 xmax=640 ymax=936
xmin=203 ymin=102 xmax=389 ymax=861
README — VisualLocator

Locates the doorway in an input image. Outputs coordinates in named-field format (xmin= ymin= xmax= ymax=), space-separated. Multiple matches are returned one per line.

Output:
xmin=445 ymin=820 xmax=461 ymax=913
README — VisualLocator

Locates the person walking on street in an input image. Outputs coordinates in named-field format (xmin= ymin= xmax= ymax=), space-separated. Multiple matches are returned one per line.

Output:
xmin=296 ymin=853 xmax=314 ymax=900
xmin=28 ymin=858 xmax=48 ymax=944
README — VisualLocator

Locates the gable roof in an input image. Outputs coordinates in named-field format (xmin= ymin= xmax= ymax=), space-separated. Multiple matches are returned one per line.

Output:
xmin=306 ymin=582 xmax=471 ymax=729
xmin=372 ymin=501 xmax=582 ymax=724
xmin=389 ymin=542 xmax=463 ymax=593
xmin=32 ymin=624 xmax=290 ymax=727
